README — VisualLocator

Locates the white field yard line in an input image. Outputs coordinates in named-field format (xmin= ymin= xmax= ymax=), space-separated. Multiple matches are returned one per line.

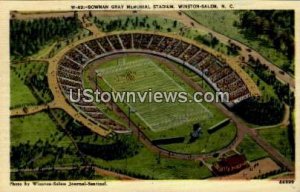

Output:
xmin=103 ymin=58 xmax=211 ymax=130
xmin=149 ymin=111 xmax=210 ymax=126
xmin=148 ymin=60 xmax=212 ymax=117
xmin=149 ymin=114 xmax=209 ymax=132
xmin=207 ymin=119 xmax=231 ymax=131
xmin=137 ymin=103 xmax=211 ymax=121
xmin=82 ymin=71 xmax=127 ymax=127
xmin=99 ymin=63 xmax=170 ymax=131
xmin=100 ymin=76 xmax=154 ymax=130
xmin=97 ymin=59 xmax=151 ymax=76
xmin=99 ymin=58 xmax=212 ymax=132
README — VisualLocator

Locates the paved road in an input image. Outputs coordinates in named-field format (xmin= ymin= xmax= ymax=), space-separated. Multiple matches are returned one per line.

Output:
xmin=93 ymin=55 xmax=294 ymax=171
xmin=178 ymin=12 xmax=295 ymax=90
xmin=11 ymin=11 xmax=294 ymax=172
xmin=86 ymin=66 xmax=234 ymax=161
xmin=154 ymin=56 xmax=294 ymax=171
xmin=10 ymin=101 xmax=58 ymax=116
xmin=246 ymin=128 xmax=294 ymax=171
xmin=82 ymin=53 xmax=243 ymax=160
xmin=13 ymin=10 xmax=294 ymax=89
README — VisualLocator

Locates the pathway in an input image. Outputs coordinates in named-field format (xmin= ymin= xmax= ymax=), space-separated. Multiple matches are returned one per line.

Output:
xmin=12 ymin=10 xmax=295 ymax=89
xmin=11 ymin=11 xmax=294 ymax=173
xmin=11 ymin=101 xmax=56 ymax=117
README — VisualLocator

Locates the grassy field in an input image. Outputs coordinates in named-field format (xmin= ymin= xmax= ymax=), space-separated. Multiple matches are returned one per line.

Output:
xmin=10 ymin=110 xmax=84 ymax=172
xmin=237 ymin=134 xmax=268 ymax=161
xmin=64 ymin=112 xmax=214 ymax=179
xmin=10 ymin=61 xmax=53 ymax=108
xmin=242 ymin=65 xmax=278 ymax=101
xmin=258 ymin=126 xmax=293 ymax=161
xmin=161 ymin=123 xmax=237 ymax=154
xmin=30 ymin=41 xmax=57 ymax=60
xmin=184 ymin=11 xmax=293 ymax=73
xmin=11 ymin=111 xmax=70 ymax=147
xmin=89 ymin=147 xmax=213 ymax=179
xmin=98 ymin=55 xmax=212 ymax=132
xmin=82 ymin=66 xmax=128 ymax=128
xmin=66 ymin=116 xmax=213 ymax=179
xmin=10 ymin=70 xmax=38 ymax=108
xmin=85 ymin=54 xmax=237 ymax=154
xmin=10 ymin=110 xmax=213 ymax=179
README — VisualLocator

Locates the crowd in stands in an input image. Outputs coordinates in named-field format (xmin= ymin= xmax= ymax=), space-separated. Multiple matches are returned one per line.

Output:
xmin=156 ymin=37 xmax=177 ymax=53
xmin=148 ymin=35 xmax=164 ymax=50
xmin=85 ymin=40 xmax=104 ymax=55
xmin=76 ymin=43 xmax=96 ymax=59
xmin=98 ymin=37 xmax=113 ymax=52
xmin=169 ymin=41 xmax=189 ymax=57
xmin=66 ymin=49 xmax=88 ymax=64
xmin=57 ymin=33 xmax=251 ymax=129
xmin=57 ymin=38 xmax=127 ymax=130
xmin=188 ymin=50 xmax=208 ymax=65
xmin=107 ymin=35 xmax=123 ymax=50
xmin=119 ymin=34 xmax=132 ymax=49
xmin=179 ymin=45 xmax=199 ymax=61
xmin=133 ymin=33 xmax=143 ymax=48
xmin=139 ymin=34 xmax=153 ymax=49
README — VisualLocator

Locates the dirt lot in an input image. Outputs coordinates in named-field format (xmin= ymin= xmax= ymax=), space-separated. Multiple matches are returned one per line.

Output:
xmin=212 ymin=157 xmax=281 ymax=180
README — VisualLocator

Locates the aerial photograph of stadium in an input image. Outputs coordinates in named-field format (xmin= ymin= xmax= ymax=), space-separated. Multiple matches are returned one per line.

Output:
xmin=10 ymin=10 xmax=295 ymax=180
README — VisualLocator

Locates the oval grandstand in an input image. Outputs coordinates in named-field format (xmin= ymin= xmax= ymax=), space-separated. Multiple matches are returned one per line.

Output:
xmin=56 ymin=32 xmax=260 ymax=132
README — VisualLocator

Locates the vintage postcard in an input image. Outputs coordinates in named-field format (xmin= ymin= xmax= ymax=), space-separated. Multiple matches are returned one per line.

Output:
xmin=0 ymin=1 xmax=299 ymax=192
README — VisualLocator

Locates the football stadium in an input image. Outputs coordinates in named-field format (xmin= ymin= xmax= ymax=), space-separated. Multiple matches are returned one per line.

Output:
xmin=10 ymin=10 xmax=295 ymax=180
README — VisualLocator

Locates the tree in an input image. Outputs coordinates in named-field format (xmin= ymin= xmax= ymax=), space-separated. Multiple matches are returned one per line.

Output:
xmin=211 ymin=37 xmax=219 ymax=48
xmin=10 ymin=17 xmax=81 ymax=57
xmin=173 ymin=20 xmax=177 ymax=28
xmin=239 ymin=10 xmax=294 ymax=72
xmin=233 ymin=97 xmax=284 ymax=125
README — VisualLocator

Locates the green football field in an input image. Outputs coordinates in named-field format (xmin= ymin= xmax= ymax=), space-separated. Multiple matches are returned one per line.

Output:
xmin=97 ymin=55 xmax=212 ymax=132
xmin=84 ymin=54 xmax=236 ymax=154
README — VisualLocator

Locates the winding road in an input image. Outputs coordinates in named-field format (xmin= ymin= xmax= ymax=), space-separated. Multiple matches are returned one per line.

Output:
xmin=10 ymin=11 xmax=295 ymax=176
xmin=13 ymin=10 xmax=294 ymax=89
xmin=85 ymin=52 xmax=294 ymax=172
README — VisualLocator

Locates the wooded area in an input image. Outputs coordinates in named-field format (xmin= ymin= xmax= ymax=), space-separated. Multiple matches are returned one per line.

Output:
xmin=10 ymin=16 xmax=81 ymax=57
xmin=239 ymin=10 xmax=294 ymax=63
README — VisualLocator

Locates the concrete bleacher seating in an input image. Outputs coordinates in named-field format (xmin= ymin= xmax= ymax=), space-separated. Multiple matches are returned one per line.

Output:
xmin=57 ymin=33 xmax=251 ymax=129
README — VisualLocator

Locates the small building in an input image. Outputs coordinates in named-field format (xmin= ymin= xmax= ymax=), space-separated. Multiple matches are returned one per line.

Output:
xmin=191 ymin=123 xmax=202 ymax=138
xmin=212 ymin=154 xmax=249 ymax=175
